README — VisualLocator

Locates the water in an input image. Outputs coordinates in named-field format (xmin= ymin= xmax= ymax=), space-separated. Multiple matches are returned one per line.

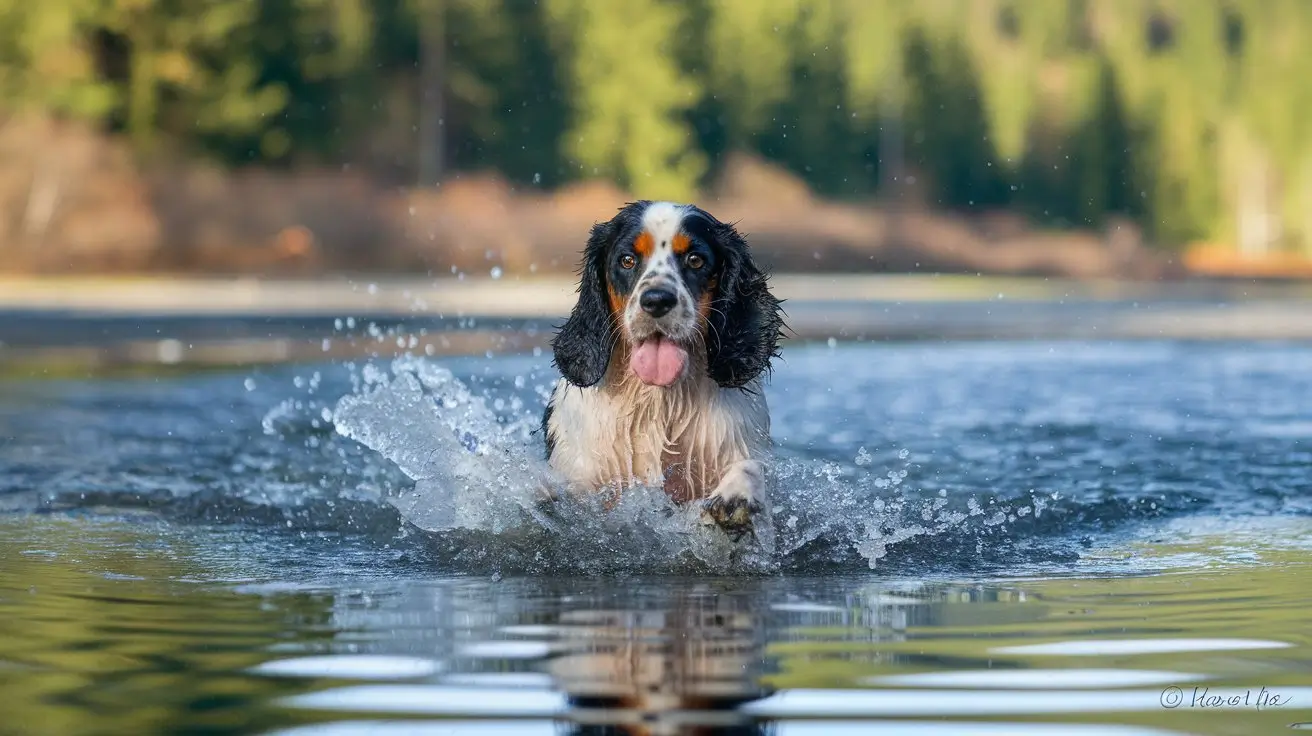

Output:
xmin=2 ymin=339 xmax=1311 ymax=734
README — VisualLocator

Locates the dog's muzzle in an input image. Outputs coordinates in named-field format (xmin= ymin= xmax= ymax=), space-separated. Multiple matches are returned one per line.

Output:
xmin=627 ymin=283 xmax=693 ymax=387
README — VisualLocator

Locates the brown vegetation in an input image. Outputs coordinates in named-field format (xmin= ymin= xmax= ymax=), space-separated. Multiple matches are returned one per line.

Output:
xmin=1183 ymin=244 xmax=1312 ymax=280
xmin=0 ymin=117 xmax=1182 ymax=280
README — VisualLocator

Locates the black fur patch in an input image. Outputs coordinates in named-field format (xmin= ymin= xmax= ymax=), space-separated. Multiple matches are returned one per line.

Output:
xmin=690 ymin=209 xmax=785 ymax=389
xmin=550 ymin=205 xmax=636 ymax=387
xmin=540 ymin=397 xmax=556 ymax=460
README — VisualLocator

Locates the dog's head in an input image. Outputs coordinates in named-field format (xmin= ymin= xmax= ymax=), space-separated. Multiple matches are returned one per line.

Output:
xmin=552 ymin=200 xmax=783 ymax=390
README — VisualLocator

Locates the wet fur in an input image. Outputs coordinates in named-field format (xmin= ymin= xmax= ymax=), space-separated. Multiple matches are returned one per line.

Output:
xmin=543 ymin=201 xmax=784 ymax=534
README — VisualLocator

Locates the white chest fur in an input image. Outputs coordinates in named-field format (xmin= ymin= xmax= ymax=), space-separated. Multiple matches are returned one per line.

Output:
xmin=546 ymin=373 xmax=770 ymax=502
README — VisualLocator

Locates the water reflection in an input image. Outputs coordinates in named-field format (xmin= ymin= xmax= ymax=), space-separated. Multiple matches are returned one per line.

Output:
xmin=1 ymin=517 xmax=1311 ymax=735
xmin=304 ymin=579 xmax=779 ymax=733
xmin=546 ymin=593 xmax=772 ymax=734
xmin=282 ymin=567 xmax=1312 ymax=734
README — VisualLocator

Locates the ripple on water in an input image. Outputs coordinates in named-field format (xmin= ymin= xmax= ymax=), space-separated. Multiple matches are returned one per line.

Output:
xmin=863 ymin=669 xmax=1209 ymax=689
xmin=277 ymin=685 xmax=569 ymax=716
xmin=989 ymin=638 xmax=1295 ymax=657
xmin=741 ymin=687 xmax=1312 ymax=718
xmin=250 ymin=655 xmax=443 ymax=680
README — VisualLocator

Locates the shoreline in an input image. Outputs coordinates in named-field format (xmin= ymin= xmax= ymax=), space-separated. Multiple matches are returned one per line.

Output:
xmin=5 ymin=273 xmax=1312 ymax=316
xmin=3 ymin=274 xmax=1312 ymax=375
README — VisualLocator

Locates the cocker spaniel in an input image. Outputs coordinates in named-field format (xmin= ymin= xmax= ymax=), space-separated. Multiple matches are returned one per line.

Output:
xmin=541 ymin=200 xmax=784 ymax=537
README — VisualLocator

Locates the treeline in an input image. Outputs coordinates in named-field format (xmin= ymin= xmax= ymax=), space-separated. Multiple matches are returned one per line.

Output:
xmin=2 ymin=0 xmax=1310 ymax=253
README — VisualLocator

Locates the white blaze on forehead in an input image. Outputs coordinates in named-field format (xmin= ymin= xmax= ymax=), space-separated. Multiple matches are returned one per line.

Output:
xmin=637 ymin=201 xmax=689 ymax=285
xmin=641 ymin=201 xmax=689 ymax=248
xmin=625 ymin=201 xmax=699 ymax=338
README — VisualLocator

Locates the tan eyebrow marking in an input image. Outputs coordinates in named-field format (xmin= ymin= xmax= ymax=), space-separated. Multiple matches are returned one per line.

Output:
xmin=672 ymin=232 xmax=692 ymax=255
xmin=633 ymin=231 xmax=655 ymax=259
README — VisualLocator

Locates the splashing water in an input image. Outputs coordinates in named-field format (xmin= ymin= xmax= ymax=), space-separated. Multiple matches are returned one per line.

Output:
xmin=325 ymin=354 xmax=1054 ymax=575
xmin=332 ymin=355 xmax=545 ymax=534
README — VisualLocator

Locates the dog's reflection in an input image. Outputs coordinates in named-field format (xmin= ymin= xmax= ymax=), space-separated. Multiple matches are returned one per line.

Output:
xmin=547 ymin=592 xmax=772 ymax=735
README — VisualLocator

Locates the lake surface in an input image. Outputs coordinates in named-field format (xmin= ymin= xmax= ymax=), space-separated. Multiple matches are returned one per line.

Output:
xmin=2 ymin=339 xmax=1311 ymax=735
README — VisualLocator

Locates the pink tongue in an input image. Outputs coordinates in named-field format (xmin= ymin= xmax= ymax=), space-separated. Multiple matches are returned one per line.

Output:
xmin=630 ymin=337 xmax=688 ymax=386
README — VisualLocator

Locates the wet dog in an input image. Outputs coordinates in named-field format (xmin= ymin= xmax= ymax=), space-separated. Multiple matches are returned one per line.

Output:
xmin=541 ymin=201 xmax=784 ymax=537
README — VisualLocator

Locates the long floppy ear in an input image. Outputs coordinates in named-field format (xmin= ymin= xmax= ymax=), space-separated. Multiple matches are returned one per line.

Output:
xmin=705 ymin=220 xmax=784 ymax=389
xmin=551 ymin=216 xmax=620 ymax=387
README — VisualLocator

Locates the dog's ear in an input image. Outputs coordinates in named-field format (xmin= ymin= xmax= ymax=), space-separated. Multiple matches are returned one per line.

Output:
xmin=705 ymin=219 xmax=784 ymax=389
xmin=551 ymin=214 xmax=622 ymax=387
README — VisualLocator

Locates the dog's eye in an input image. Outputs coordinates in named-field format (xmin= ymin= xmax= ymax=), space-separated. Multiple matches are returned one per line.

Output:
xmin=619 ymin=254 xmax=636 ymax=270
xmin=685 ymin=254 xmax=705 ymax=270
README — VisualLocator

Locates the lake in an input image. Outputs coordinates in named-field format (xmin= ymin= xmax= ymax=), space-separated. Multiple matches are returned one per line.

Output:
xmin=1 ymin=337 xmax=1310 ymax=735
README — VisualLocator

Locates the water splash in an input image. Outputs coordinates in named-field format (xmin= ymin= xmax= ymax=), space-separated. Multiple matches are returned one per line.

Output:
xmin=332 ymin=355 xmax=546 ymax=534
xmin=327 ymin=355 xmax=1059 ymax=575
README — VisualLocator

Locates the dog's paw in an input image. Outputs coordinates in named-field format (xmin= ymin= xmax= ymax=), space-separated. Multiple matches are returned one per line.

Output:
xmin=700 ymin=494 xmax=761 ymax=540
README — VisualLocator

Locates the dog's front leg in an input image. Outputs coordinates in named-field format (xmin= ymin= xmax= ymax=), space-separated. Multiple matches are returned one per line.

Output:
xmin=700 ymin=459 xmax=768 ymax=538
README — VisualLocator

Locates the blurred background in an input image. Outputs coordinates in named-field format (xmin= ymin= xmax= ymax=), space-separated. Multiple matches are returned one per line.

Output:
xmin=3 ymin=0 xmax=1311 ymax=282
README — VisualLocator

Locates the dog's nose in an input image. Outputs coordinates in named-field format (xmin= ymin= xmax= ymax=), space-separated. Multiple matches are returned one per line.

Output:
xmin=639 ymin=287 xmax=677 ymax=318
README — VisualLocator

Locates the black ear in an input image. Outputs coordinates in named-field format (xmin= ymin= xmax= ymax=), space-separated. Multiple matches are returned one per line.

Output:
xmin=705 ymin=220 xmax=784 ymax=389
xmin=551 ymin=215 xmax=621 ymax=387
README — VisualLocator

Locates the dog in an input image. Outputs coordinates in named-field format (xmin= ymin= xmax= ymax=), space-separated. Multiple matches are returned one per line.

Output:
xmin=548 ymin=594 xmax=771 ymax=734
xmin=541 ymin=200 xmax=784 ymax=537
